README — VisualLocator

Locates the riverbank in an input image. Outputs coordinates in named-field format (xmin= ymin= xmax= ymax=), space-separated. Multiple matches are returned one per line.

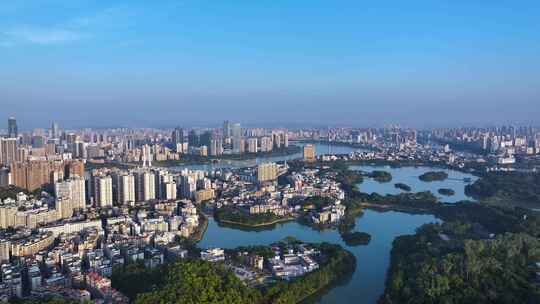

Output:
xmin=191 ymin=213 xmax=209 ymax=242
xmin=112 ymin=240 xmax=356 ymax=304
xmin=256 ymin=241 xmax=356 ymax=304
xmin=216 ymin=216 xmax=296 ymax=228
xmin=297 ymin=139 xmax=378 ymax=152
xmin=152 ymin=145 xmax=302 ymax=167
xmin=380 ymin=217 xmax=540 ymax=304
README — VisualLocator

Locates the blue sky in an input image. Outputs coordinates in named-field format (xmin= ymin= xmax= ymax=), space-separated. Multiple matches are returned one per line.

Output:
xmin=1 ymin=0 xmax=539 ymax=129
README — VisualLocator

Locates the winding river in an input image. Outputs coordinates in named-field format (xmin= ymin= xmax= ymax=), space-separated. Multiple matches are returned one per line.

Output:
xmin=200 ymin=210 xmax=439 ymax=303
xmin=189 ymin=143 xmax=477 ymax=303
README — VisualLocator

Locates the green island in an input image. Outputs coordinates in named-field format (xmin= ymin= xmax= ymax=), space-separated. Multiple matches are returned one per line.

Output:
xmin=214 ymin=207 xmax=293 ymax=227
xmin=111 ymin=240 xmax=356 ymax=304
xmin=341 ymin=231 xmax=371 ymax=246
xmin=418 ymin=171 xmax=449 ymax=182
xmin=437 ymin=188 xmax=455 ymax=196
xmin=380 ymin=218 xmax=540 ymax=303
xmin=465 ymin=171 xmax=540 ymax=208
xmin=366 ymin=170 xmax=392 ymax=183
xmin=394 ymin=183 xmax=411 ymax=192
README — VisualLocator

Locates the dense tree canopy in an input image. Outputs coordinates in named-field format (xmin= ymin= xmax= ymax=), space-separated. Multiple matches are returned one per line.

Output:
xmin=380 ymin=222 xmax=540 ymax=304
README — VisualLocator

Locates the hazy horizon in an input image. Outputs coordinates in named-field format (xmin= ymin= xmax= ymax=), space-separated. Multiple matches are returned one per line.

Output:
xmin=2 ymin=1 xmax=539 ymax=129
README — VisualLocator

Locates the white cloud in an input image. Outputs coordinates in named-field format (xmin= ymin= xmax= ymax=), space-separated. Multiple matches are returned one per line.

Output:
xmin=0 ymin=5 xmax=131 ymax=47
xmin=3 ymin=26 xmax=82 ymax=45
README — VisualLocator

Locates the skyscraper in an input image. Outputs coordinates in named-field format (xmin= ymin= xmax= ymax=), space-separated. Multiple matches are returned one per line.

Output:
xmin=303 ymin=144 xmax=316 ymax=162
xmin=200 ymin=131 xmax=212 ymax=148
xmin=0 ymin=138 xmax=18 ymax=165
xmin=188 ymin=130 xmax=200 ymax=147
xmin=257 ymin=163 xmax=278 ymax=182
xmin=51 ymin=122 xmax=59 ymax=139
xmin=247 ymin=138 xmax=258 ymax=153
xmin=231 ymin=123 xmax=242 ymax=154
xmin=55 ymin=177 xmax=86 ymax=210
xmin=94 ymin=175 xmax=113 ymax=207
xmin=172 ymin=128 xmax=184 ymax=151
xmin=8 ymin=117 xmax=17 ymax=139
xmin=134 ymin=170 xmax=156 ymax=202
xmin=116 ymin=173 xmax=135 ymax=205
xmin=223 ymin=120 xmax=231 ymax=138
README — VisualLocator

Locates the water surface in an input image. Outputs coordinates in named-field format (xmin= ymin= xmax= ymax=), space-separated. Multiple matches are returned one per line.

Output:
xmin=351 ymin=165 xmax=477 ymax=203
xmin=200 ymin=210 xmax=438 ymax=304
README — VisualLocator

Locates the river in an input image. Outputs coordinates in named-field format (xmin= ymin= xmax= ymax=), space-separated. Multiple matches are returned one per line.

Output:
xmin=351 ymin=165 xmax=477 ymax=203
xmin=199 ymin=210 xmax=439 ymax=304
xmin=189 ymin=143 xmax=475 ymax=302
xmin=170 ymin=142 xmax=363 ymax=171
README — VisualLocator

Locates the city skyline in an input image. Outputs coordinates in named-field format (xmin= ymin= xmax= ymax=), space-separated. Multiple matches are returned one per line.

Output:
xmin=2 ymin=1 xmax=539 ymax=128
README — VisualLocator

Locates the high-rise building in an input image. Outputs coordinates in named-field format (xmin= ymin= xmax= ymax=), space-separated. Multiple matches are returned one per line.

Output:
xmin=56 ymin=197 xmax=75 ymax=219
xmin=272 ymin=133 xmax=282 ymax=149
xmin=0 ymin=138 xmax=18 ymax=165
xmin=223 ymin=120 xmax=232 ymax=138
xmin=134 ymin=170 xmax=156 ymax=202
xmin=180 ymin=175 xmax=196 ymax=199
xmin=188 ymin=130 xmax=200 ymax=147
xmin=116 ymin=173 xmax=135 ymax=205
xmin=231 ymin=123 xmax=242 ymax=154
xmin=51 ymin=122 xmax=59 ymax=139
xmin=260 ymin=136 xmax=272 ymax=152
xmin=55 ymin=177 xmax=86 ymax=210
xmin=154 ymin=170 xmax=174 ymax=200
xmin=8 ymin=117 xmax=17 ymax=139
xmin=303 ymin=144 xmax=316 ymax=162
xmin=163 ymin=181 xmax=177 ymax=200
xmin=141 ymin=144 xmax=153 ymax=167
xmin=172 ymin=128 xmax=184 ymax=151
xmin=94 ymin=175 xmax=113 ymax=207
xmin=200 ymin=131 xmax=212 ymax=148
xmin=10 ymin=160 xmax=65 ymax=191
xmin=0 ymin=168 xmax=10 ymax=187
xmin=210 ymin=138 xmax=223 ymax=156
xmin=257 ymin=163 xmax=278 ymax=182
xmin=247 ymin=138 xmax=258 ymax=153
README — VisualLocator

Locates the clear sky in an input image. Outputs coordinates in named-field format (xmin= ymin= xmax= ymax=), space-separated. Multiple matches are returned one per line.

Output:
xmin=1 ymin=0 xmax=539 ymax=129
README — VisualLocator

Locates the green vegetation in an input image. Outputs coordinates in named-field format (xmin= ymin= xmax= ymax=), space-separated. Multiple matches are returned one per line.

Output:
xmin=438 ymin=188 xmax=455 ymax=196
xmin=111 ymin=261 xmax=165 ymax=300
xmin=214 ymin=207 xmax=291 ymax=227
xmin=341 ymin=231 xmax=371 ymax=246
xmin=301 ymin=196 xmax=335 ymax=211
xmin=394 ymin=183 xmax=411 ymax=192
xmin=380 ymin=221 xmax=540 ymax=304
xmin=113 ymin=241 xmax=355 ymax=304
xmin=360 ymin=191 xmax=440 ymax=210
xmin=465 ymin=171 xmax=540 ymax=208
xmin=262 ymin=242 xmax=356 ymax=304
xmin=135 ymin=259 xmax=261 ymax=304
xmin=0 ymin=185 xmax=30 ymax=200
xmin=367 ymin=170 xmax=392 ymax=183
xmin=12 ymin=300 xmax=91 ymax=304
xmin=419 ymin=171 xmax=449 ymax=182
